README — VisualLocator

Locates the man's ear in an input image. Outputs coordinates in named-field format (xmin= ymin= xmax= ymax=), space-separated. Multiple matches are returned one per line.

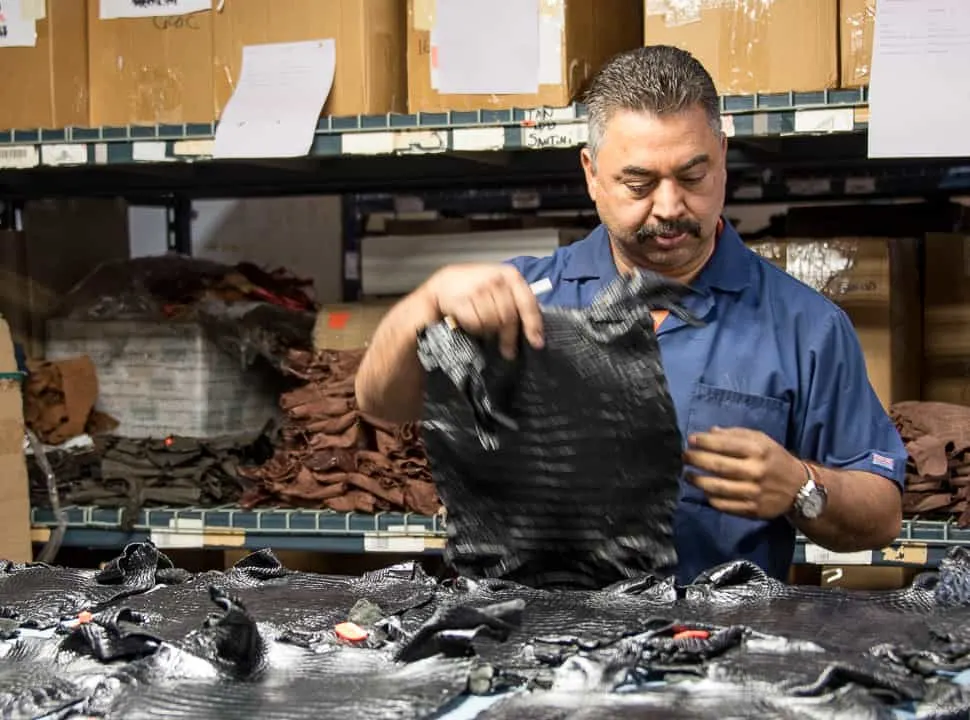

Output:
xmin=581 ymin=147 xmax=598 ymax=203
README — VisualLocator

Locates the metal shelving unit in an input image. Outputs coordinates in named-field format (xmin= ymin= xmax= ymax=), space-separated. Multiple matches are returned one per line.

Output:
xmin=29 ymin=505 xmax=966 ymax=570
xmin=8 ymin=88 xmax=969 ymax=570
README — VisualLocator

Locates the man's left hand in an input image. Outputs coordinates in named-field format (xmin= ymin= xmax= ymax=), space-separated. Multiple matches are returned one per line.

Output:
xmin=683 ymin=426 xmax=805 ymax=519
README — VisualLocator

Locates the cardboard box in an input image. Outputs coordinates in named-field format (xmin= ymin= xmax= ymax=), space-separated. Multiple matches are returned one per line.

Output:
xmin=407 ymin=0 xmax=643 ymax=113
xmin=0 ymin=317 xmax=32 ymax=563
xmin=839 ymin=0 xmax=875 ymax=89
xmin=923 ymin=234 xmax=970 ymax=406
xmin=87 ymin=2 xmax=215 ymax=126
xmin=747 ymin=237 xmax=922 ymax=410
xmin=0 ymin=0 xmax=88 ymax=130
xmin=313 ymin=302 xmax=397 ymax=352
xmin=645 ymin=0 xmax=838 ymax=95
xmin=213 ymin=0 xmax=406 ymax=118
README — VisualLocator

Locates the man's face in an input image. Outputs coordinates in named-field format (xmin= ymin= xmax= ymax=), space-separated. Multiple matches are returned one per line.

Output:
xmin=581 ymin=105 xmax=728 ymax=274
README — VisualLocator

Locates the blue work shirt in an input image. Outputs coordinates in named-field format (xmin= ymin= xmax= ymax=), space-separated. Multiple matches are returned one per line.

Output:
xmin=505 ymin=220 xmax=906 ymax=585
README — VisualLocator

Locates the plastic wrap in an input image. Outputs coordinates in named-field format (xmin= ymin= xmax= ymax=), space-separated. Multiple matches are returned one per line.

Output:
xmin=840 ymin=0 xmax=876 ymax=89
xmin=748 ymin=239 xmax=860 ymax=299
xmin=643 ymin=0 xmax=839 ymax=95
xmin=417 ymin=271 xmax=701 ymax=590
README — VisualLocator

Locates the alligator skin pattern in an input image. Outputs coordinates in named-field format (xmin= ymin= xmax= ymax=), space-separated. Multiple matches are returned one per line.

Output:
xmin=0 ymin=544 xmax=966 ymax=718
xmin=418 ymin=270 xmax=701 ymax=591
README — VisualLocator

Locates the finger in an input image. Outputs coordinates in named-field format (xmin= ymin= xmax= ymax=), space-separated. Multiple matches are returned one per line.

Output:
xmin=449 ymin=297 xmax=487 ymax=336
xmin=687 ymin=429 xmax=762 ymax=459
xmin=683 ymin=448 xmax=755 ymax=480
xmin=505 ymin=269 xmax=544 ymax=348
xmin=488 ymin=287 xmax=520 ymax=360
xmin=687 ymin=473 xmax=758 ymax=501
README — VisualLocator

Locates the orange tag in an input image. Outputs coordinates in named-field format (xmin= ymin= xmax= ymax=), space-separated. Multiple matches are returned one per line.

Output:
xmin=327 ymin=311 xmax=351 ymax=330
xmin=673 ymin=629 xmax=709 ymax=640
xmin=77 ymin=611 xmax=94 ymax=625
xmin=335 ymin=622 xmax=368 ymax=642
xmin=651 ymin=310 xmax=669 ymax=331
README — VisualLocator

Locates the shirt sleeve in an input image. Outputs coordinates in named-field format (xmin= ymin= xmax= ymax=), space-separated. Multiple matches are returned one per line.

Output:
xmin=795 ymin=309 xmax=907 ymax=488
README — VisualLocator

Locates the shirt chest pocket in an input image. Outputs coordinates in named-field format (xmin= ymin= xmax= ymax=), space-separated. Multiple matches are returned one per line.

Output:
xmin=685 ymin=382 xmax=792 ymax=449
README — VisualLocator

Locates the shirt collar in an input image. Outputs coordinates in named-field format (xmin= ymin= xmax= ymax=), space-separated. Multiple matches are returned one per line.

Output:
xmin=561 ymin=217 xmax=754 ymax=293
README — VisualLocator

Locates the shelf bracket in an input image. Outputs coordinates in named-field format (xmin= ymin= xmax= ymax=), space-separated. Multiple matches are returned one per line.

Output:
xmin=166 ymin=195 xmax=193 ymax=255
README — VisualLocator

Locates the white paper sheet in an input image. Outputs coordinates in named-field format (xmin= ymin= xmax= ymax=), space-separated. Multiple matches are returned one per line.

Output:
xmin=537 ymin=14 xmax=563 ymax=85
xmin=213 ymin=39 xmax=336 ymax=160
xmin=0 ymin=0 xmax=37 ymax=48
xmin=868 ymin=0 xmax=970 ymax=158
xmin=434 ymin=0 xmax=540 ymax=95
xmin=99 ymin=0 xmax=211 ymax=20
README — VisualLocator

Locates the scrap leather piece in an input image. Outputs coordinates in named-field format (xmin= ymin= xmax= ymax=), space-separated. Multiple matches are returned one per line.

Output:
xmin=418 ymin=271 xmax=700 ymax=590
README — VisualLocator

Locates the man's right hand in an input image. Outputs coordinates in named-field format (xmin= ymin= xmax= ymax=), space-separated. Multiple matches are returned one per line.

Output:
xmin=421 ymin=264 xmax=545 ymax=360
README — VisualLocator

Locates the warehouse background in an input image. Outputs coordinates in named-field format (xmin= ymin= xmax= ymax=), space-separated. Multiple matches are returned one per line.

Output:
xmin=0 ymin=0 xmax=967 ymax=592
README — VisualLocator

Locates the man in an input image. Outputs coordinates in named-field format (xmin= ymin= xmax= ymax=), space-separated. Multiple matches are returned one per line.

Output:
xmin=355 ymin=46 xmax=905 ymax=585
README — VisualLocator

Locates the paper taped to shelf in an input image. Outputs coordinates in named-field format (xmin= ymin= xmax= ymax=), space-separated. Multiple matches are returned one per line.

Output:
xmin=0 ymin=0 xmax=37 ymax=48
xmin=214 ymin=39 xmax=336 ymax=159
xmin=99 ymin=0 xmax=211 ymax=20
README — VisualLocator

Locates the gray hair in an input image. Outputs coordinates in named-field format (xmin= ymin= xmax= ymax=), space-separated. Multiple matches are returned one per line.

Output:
xmin=584 ymin=46 xmax=722 ymax=160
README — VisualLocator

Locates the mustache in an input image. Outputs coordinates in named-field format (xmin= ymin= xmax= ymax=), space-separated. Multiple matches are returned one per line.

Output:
xmin=635 ymin=220 xmax=702 ymax=244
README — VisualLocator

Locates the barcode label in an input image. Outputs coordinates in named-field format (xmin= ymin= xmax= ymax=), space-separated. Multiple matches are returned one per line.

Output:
xmin=0 ymin=146 xmax=39 ymax=169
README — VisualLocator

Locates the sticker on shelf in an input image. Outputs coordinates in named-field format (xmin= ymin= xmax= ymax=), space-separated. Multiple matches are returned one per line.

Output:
xmin=99 ymin=0 xmax=211 ymax=20
xmin=40 ymin=144 xmax=87 ymax=167
xmin=342 ymin=130 xmax=448 ymax=156
xmin=150 ymin=517 xmax=204 ymax=550
xmin=0 ymin=146 xmax=39 ymax=169
xmin=132 ymin=141 xmax=169 ymax=162
xmin=452 ymin=127 xmax=505 ymax=152
xmin=363 ymin=533 xmax=426 ymax=554
xmin=794 ymin=108 xmax=855 ymax=134
xmin=173 ymin=139 xmax=215 ymax=157
xmin=804 ymin=544 xmax=872 ymax=566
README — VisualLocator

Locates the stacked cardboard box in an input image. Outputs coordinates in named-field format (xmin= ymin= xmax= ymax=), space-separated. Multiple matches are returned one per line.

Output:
xmin=644 ymin=0 xmax=839 ymax=95
xmin=406 ymin=0 xmax=643 ymax=113
xmin=0 ymin=0 xmax=88 ymax=130
xmin=923 ymin=235 xmax=970 ymax=406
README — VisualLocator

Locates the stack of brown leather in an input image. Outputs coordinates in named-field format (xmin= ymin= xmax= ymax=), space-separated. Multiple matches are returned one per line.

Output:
xmin=891 ymin=401 xmax=970 ymax=525
xmin=239 ymin=349 xmax=440 ymax=516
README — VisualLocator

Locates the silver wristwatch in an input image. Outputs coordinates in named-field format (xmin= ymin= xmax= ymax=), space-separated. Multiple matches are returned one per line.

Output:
xmin=793 ymin=462 xmax=828 ymax=520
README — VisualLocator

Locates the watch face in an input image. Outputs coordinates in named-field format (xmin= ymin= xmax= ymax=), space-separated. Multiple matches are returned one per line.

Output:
xmin=801 ymin=490 xmax=826 ymax=519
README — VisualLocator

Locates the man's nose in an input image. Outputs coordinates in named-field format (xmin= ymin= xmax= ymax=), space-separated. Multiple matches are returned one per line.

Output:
xmin=651 ymin=178 xmax=686 ymax=220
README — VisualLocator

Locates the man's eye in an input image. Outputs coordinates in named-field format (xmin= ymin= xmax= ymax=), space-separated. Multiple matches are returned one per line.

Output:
xmin=680 ymin=174 xmax=706 ymax=185
xmin=627 ymin=184 xmax=651 ymax=195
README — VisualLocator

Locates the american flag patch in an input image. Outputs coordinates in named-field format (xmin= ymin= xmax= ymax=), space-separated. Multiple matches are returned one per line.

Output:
xmin=871 ymin=453 xmax=895 ymax=471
